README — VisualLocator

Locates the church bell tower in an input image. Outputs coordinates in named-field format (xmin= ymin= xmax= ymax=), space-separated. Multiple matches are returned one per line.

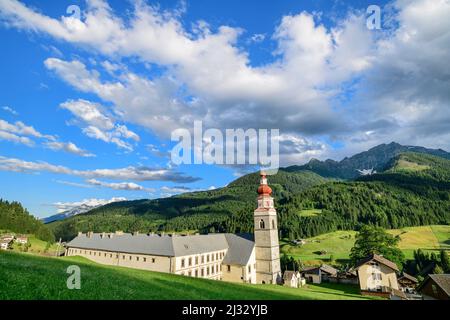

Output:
xmin=254 ymin=171 xmax=281 ymax=284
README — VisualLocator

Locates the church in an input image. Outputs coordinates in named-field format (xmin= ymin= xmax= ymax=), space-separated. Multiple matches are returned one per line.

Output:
xmin=65 ymin=172 xmax=281 ymax=285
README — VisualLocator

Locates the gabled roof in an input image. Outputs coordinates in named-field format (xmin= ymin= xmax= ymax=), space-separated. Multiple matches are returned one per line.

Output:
xmin=399 ymin=272 xmax=418 ymax=283
xmin=67 ymin=232 xmax=255 ymax=266
xmin=417 ymin=274 xmax=450 ymax=296
xmin=320 ymin=264 xmax=338 ymax=275
xmin=222 ymin=233 xmax=255 ymax=266
xmin=354 ymin=254 xmax=399 ymax=272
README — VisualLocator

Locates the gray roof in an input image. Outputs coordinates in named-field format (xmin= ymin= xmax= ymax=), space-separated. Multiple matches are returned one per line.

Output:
xmin=67 ymin=232 xmax=255 ymax=266
xmin=320 ymin=264 xmax=338 ymax=275
xmin=222 ymin=234 xmax=255 ymax=266
xmin=417 ymin=274 xmax=450 ymax=296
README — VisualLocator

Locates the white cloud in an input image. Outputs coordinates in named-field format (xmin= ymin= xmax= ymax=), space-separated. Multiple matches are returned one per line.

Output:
xmin=60 ymin=99 xmax=114 ymax=130
xmin=250 ymin=33 xmax=265 ymax=43
xmin=60 ymin=99 xmax=140 ymax=151
xmin=44 ymin=141 xmax=96 ymax=157
xmin=2 ymin=106 xmax=18 ymax=115
xmin=86 ymin=178 xmax=155 ymax=192
xmin=0 ymin=0 xmax=449 ymax=161
xmin=0 ymin=119 xmax=55 ymax=140
xmin=0 ymin=155 xmax=200 ymax=183
xmin=52 ymin=197 xmax=127 ymax=213
xmin=0 ymin=118 xmax=95 ymax=157
xmin=0 ymin=130 xmax=34 ymax=146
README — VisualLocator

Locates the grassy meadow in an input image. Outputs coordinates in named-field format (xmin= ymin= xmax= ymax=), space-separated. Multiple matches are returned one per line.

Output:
xmin=0 ymin=251 xmax=374 ymax=300
xmin=281 ymin=225 xmax=450 ymax=264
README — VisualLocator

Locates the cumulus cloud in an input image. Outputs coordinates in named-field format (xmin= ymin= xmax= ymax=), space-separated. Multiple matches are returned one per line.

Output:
xmin=60 ymin=99 xmax=140 ymax=151
xmin=0 ymin=0 xmax=448 ymax=162
xmin=0 ymin=155 xmax=200 ymax=183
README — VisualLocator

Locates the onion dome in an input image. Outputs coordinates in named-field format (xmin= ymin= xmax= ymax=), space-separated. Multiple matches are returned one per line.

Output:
xmin=257 ymin=171 xmax=272 ymax=195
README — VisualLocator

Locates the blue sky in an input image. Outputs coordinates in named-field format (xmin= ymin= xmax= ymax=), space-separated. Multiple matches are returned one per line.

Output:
xmin=0 ymin=0 xmax=449 ymax=217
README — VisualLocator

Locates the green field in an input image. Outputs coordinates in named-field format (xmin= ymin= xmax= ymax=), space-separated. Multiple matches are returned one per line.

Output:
xmin=0 ymin=232 xmax=61 ymax=256
xmin=297 ymin=209 xmax=323 ymax=217
xmin=281 ymin=225 xmax=450 ymax=264
xmin=0 ymin=252 xmax=374 ymax=300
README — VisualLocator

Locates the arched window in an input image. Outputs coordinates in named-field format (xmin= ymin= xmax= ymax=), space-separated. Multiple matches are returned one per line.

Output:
xmin=259 ymin=219 xmax=265 ymax=229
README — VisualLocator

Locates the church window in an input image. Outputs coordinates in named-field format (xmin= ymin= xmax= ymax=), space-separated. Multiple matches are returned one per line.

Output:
xmin=207 ymin=254 xmax=210 ymax=262
xmin=259 ymin=219 xmax=265 ymax=229
xmin=181 ymin=259 xmax=185 ymax=268
xmin=188 ymin=257 xmax=192 ymax=266
xmin=248 ymin=265 xmax=251 ymax=273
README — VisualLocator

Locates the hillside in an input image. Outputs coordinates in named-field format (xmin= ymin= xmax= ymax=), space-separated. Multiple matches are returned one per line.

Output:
xmin=278 ymin=153 xmax=450 ymax=239
xmin=0 ymin=200 xmax=54 ymax=242
xmin=49 ymin=170 xmax=328 ymax=241
xmin=48 ymin=145 xmax=450 ymax=242
xmin=0 ymin=252 xmax=374 ymax=300
xmin=285 ymin=142 xmax=450 ymax=179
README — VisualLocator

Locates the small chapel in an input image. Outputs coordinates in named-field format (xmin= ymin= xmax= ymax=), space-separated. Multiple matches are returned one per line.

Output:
xmin=66 ymin=172 xmax=282 ymax=285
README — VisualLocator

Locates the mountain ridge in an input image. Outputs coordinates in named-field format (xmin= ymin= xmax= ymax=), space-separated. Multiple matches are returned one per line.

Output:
xmin=285 ymin=142 xmax=449 ymax=179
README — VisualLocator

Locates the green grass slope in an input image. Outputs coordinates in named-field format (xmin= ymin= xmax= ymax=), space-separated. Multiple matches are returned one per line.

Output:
xmin=0 ymin=252 xmax=373 ymax=300
xmin=281 ymin=225 xmax=450 ymax=264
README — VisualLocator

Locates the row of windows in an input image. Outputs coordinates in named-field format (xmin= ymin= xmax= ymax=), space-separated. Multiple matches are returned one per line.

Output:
xmin=180 ymin=251 xmax=225 ymax=268
xmin=68 ymin=249 xmax=157 ymax=263
xmin=181 ymin=264 xmax=222 ymax=277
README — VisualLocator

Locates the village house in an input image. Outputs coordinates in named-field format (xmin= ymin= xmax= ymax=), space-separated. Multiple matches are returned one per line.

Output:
xmin=283 ymin=271 xmax=303 ymax=288
xmin=301 ymin=264 xmax=338 ymax=284
xmin=397 ymin=272 xmax=419 ymax=293
xmin=1 ymin=234 xmax=14 ymax=242
xmin=16 ymin=236 xmax=28 ymax=244
xmin=66 ymin=172 xmax=282 ymax=285
xmin=354 ymin=254 xmax=400 ymax=298
xmin=329 ymin=269 xmax=359 ymax=285
xmin=417 ymin=274 xmax=450 ymax=300
xmin=1 ymin=240 xmax=11 ymax=250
